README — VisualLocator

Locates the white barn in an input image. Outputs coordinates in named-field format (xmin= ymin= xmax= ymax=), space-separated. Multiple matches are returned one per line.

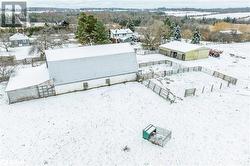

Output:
xmin=45 ymin=43 xmax=138 ymax=94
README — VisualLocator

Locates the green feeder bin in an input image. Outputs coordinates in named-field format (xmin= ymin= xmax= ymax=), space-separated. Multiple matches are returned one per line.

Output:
xmin=143 ymin=124 xmax=156 ymax=140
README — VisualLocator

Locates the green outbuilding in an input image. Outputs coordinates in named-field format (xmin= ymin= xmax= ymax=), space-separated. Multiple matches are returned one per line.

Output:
xmin=159 ymin=41 xmax=209 ymax=61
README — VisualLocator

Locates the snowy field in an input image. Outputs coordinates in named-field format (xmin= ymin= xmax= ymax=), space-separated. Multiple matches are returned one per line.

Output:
xmin=164 ymin=11 xmax=213 ymax=17
xmin=0 ymin=42 xmax=250 ymax=165
xmin=194 ymin=12 xmax=250 ymax=19
xmin=0 ymin=81 xmax=249 ymax=166
xmin=152 ymin=71 xmax=229 ymax=97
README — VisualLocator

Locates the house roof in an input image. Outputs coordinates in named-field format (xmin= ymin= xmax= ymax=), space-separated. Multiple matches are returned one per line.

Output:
xmin=9 ymin=33 xmax=29 ymax=41
xmin=5 ymin=64 xmax=50 ymax=92
xmin=160 ymin=41 xmax=207 ymax=53
xmin=110 ymin=28 xmax=133 ymax=35
xmin=45 ymin=43 xmax=135 ymax=62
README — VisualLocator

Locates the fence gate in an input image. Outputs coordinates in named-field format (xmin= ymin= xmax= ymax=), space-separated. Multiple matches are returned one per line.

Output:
xmin=38 ymin=85 xmax=56 ymax=98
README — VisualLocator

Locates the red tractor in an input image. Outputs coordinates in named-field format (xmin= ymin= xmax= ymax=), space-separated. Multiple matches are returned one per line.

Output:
xmin=209 ymin=49 xmax=223 ymax=58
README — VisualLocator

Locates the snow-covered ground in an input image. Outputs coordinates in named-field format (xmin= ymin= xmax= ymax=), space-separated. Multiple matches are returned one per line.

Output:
xmin=164 ymin=11 xmax=213 ymax=17
xmin=194 ymin=12 xmax=250 ymax=19
xmin=0 ymin=42 xmax=250 ymax=165
xmin=138 ymin=42 xmax=250 ymax=87
xmin=0 ymin=43 xmax=81 ymax=61
xmin=152 ymin=71 xmax=229 ymax=97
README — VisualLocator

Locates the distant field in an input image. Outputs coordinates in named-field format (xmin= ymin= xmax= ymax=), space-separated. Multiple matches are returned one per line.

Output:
xmin=164 ymin=11 xmax=214 ymax=17
xmin=194 ymin=12 xmax=250 ymax=19
xmin=209 ymin=22 xmax=250 ymax=33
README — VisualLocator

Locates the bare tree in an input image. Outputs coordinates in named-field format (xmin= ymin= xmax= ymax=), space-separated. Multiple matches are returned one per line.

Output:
xmin=0 ymin=33 xmax=11 ymax=52
xmin=29 ymin=26 xmax=64 ymax=59
xmin=0 ymin=56 xmax=16 ymax=82
xmin=141 ymin=20 xmax=169 ymax=50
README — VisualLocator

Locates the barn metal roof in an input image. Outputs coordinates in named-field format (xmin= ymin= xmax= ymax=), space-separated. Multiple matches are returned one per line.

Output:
xmin=45 ymin=43 xmax=135 ymax=62
xmin=160 ymin=41 xmax=207 ymax=53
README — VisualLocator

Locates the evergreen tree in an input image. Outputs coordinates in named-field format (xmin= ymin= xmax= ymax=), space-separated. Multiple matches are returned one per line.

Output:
xmin=127 ymin=20 xmax=135 ymax=32
xmin=76 ymin=13 xmax=89 ymax=44
xmin=92 ymin=21 xmax=110 ymax=44
xmin=191 ymin=29 xmax=201 ymax=44
xmin=169 ymin=22 xmax=176 ymax=39
xmin=164 ymin=17 xmax=171 ymax=27
xmin=76 ymin=13 xmax=109 ymax=45
xmin=174 ymin=25 xmax=181 ymax=41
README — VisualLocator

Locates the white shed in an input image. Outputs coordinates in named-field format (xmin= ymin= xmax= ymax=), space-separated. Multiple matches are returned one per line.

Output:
xmin=45 ymin=43 xmax=138 ymax=94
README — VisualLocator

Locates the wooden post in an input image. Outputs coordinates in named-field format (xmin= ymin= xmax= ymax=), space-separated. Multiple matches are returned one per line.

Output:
xmin=153 ymin=84 xmax=156 ymax=91
xmin=220 ymin=83 xmax=223 ymax=89
xmin=202 ymin=86 xmax=205 ymax=93
xmin=193 ymin=88 xmax=196 ymax=96
xmin=227 ymin=81 xmax=230 ymax=87
xmin=159 ymin=88 xmax=162 ymax=96
xmin=211 ymin=85 xmax=214 ymax=92
xmin=147 ymin=80 xmax=151 ymax=88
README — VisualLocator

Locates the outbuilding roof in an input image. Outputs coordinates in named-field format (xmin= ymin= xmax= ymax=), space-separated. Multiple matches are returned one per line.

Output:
xmin=45 ymin=43 xmax=135 ymax=62
xmin=5 ymin=64 xmax=50 ymax=92
xmin=160 ymin=41 xmax=207 ymax=53
xmin=9 ymin=33 xmax=29 ymax=41
xmin=110 ymin=28 xmax=133 ymax=35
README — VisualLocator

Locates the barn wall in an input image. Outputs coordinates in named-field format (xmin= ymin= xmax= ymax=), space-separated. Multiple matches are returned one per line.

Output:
xmin=47 ymin=52 xmax=138 ymax=86
xmin=159 ymin=48 xmax=184 ymax=60
xmin=185 ymin=48 xmax=209 ymax=61
xmin=55 ymin=73 xmax=137 ymax=95
xmin=7 ymin=86 xmax=39 ymax=104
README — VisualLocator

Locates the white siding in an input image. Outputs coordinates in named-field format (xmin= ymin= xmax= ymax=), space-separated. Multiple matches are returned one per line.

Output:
xmin=7 ymin=86 xmax=39 ymax=103
xmin=48 ymin=52 xmax=138 ymax=86
xmin=55 ymin=73 xmax=137 ymax=94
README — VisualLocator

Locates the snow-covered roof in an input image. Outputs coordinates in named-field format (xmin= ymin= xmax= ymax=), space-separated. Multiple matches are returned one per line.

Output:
xmin=5 ymin=64 xmax=50 ymax=91
xmin=9 ymin=33 xmax=29 ymax=41
xmin=110 ymin=28 xmax=133 ymax=35
xmin=46 ymin=43 xmax=135 ymax=62
xmin=160 ymin=41 xmax=207 ymax=53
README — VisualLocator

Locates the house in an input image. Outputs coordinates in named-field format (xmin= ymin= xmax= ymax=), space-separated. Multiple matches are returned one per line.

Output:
xmin=45 ymin=43 xmax=138 ymax=94
xmin=159 ymin=41 xmax=209 ymax=61
xmin=5 ymin=64 xmax=54 ymax=104
xmin=110 ymin=28 xmax=134 ymax=43
xmin=9 ymin=33 xmax=30 ymax=47
xmin=57 ymin=20 xmax=69 ymax=27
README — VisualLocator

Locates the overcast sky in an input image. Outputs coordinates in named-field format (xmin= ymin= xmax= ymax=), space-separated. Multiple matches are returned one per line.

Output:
xmin=4 ymin=0 xmax=250 ymax=8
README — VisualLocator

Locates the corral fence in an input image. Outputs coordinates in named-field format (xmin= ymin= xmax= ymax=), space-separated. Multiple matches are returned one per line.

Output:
xmin=137 ymin=61 xmax=238 ymax=98
xmin=138 ymin=64 xmax=238 ymax=86
xmin=15 ymin=56 xmax=45 ymax=66
xmin=184 ymin=88 xmax=196 ymax=97
xmin=135 ymin=49 xmax=159 ymax=55
xmin=138 ymin=60 xmax=183 ymax=69
xmin=139 ymin=60 xmax=172 ymax=68
xmin=137 ymin=66 xmax=202 ymax=81
xmin=200 ymin=67 xmax=238 ymax=85
xmin=142 ymin=79 xmax=178 ymax=103
xmin=184 ymin=81 xmax=232 ymax=97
